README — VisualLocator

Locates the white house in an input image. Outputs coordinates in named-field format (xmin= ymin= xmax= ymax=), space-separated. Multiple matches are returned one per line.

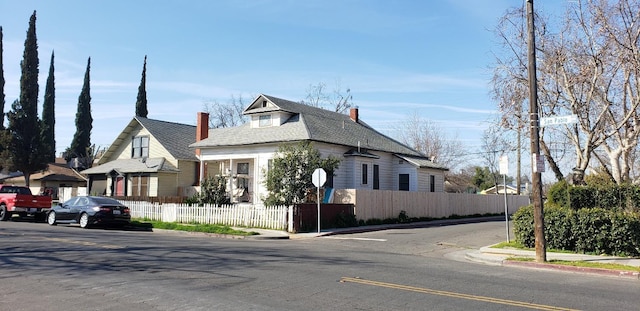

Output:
xmin=191 ymin=94 xmax=448 ymax=204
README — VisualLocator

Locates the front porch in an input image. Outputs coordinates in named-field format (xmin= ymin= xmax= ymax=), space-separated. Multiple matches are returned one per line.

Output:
xmin=200 ymin=157 xmax=260 ymax=204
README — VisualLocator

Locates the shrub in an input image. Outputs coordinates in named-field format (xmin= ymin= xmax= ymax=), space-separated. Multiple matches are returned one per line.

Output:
xmin=512 ymin=204 xmax=535 ymax=248
xmin=513 ymin=204 xmax=640 ymax=257
xmin=547 ymin=180 xmax=569 ymax=207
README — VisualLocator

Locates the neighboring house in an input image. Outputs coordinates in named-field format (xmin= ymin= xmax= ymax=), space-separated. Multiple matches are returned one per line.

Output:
xmin=191 ymin=94 xmax=448 ymax=204
xmin=81 ymin=117 xmax=200 ymax=198
xmin=1 ymin=158 xmax=87 ymax=200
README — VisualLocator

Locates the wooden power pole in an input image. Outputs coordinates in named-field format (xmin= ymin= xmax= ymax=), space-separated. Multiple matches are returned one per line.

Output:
xmin=526 ymin=0 xmax=547 ymax=262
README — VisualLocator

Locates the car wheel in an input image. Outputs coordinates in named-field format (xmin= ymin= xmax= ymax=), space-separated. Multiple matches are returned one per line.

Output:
xmin=0 ymin=204 xmax=10 ymax=221
xmin=47 ymin=211 xmax=57 ymax=226
xmin=79 ymin=213 xmax=90 ymax=229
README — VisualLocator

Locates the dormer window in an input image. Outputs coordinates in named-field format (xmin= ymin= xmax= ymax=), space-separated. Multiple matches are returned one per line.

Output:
xmin=259 ymin=115 xmax=272 ymax=127
xmin=132 ymin=136 xmax=149 ymax=158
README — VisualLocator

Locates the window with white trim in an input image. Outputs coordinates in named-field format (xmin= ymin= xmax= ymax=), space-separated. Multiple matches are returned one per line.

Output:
xmin=259 ymin=115 xmax=272 ymax=127
xmin=132 ymin=136 xmax=149 ymax=158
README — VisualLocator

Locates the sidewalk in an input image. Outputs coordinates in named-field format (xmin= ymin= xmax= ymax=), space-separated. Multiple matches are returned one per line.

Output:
xmin=466 ymin=246 xmax=640 ymax=280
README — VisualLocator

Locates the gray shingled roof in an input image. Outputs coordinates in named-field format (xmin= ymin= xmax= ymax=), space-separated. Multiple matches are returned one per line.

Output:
xmin=98 ymin=117 xmax=197 ymax=164
xmin=395 ymin=155 xmax=449 ymax=171
xmin=192 ymin=94 xmax=426 ymax=158
xmin=82 ymin=158 xmax=179 ymax=175
xmin=136 ymin=117 xmax=198 ymax=161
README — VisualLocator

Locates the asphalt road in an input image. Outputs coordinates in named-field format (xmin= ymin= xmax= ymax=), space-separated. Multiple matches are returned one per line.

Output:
xmin=1 ymin=220 xmax=638 ymax=311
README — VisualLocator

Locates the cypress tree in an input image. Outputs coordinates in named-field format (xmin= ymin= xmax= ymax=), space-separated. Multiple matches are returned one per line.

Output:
xmin=0 ymin=26 xmax=5 ymax=130
xmin=41 ymin=51 xmax=55 ymax=162
xmin=8 ymin=11 xmax=47 ymax=186
xmin=69 ymin=57 xmax=92 ymax=165
xmin=0 ymin=26 xmax=8 ymax=172
xmin=135 ymin=55 xmax=148 ymax=117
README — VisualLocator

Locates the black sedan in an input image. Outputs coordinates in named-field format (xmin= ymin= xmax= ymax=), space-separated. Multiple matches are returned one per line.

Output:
xmin=47 ymin=196 xmax=131 ymax=228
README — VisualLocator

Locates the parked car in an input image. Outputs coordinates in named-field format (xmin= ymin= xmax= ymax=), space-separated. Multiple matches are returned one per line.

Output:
xmin=0 ymin=185 xmax=52 ymax=221
xmin=47 ymin=196 xmax=131 ymax=228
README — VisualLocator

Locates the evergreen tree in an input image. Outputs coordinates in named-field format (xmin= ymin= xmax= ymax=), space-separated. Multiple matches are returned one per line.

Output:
xmin=41 ymin=51 xmax=55 ymax=162
xmin=8 ymin=11 xmax=47 ymax=186
xmin=0 ymin=26 xmax=5 ymax=130
xmin=135 ymin=55 xmax=148 ymax=117
xmin=68 ymin=57 xmax=92 ymax=166
xmin=0 ymin=26 xmax=7 ymax=172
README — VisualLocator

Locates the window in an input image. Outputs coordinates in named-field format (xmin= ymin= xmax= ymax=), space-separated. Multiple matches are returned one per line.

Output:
xmin=430 ymin=175 xmax=436 ymax=192
xmin=237 ymin=162 xmax=249 ymax=175
xmin=262 ymin=100 xmax=268 ymax=108
xmin=132 ymin=136 xmax=149 ymax=158
xmin=259 ymin=115 xmax=272 ymax=127
xmin=399 ymin=174 xmax=410 ymax=191
xmin=373 ymin=165 xmax=380 ymax=189
xmin=362 ymin=164 xmax=368 ymax=185
xmin=132 ymin=175 xmax=149 ymax=197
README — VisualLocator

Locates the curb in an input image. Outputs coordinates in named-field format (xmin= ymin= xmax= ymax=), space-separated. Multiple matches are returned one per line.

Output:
xmin=503 ymin=260 xmax=640 ymax=280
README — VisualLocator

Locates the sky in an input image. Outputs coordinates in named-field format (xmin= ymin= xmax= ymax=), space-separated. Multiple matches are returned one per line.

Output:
xmin=0 ymin=0 xmax=566 ymax=173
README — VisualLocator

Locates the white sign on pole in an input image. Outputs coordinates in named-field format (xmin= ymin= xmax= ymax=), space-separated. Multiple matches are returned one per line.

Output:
xmin=312 ymin=168 xmax=327 ymax=187
xmin=312 ymin=168 xmax=326 ymax=234
xmin=540 ymin=114 xmax=578 ymax=127
xmin=499 ymin=155 xmax=509 ymax=175
xmin=532 ymin=153 xmax=546 ymax=173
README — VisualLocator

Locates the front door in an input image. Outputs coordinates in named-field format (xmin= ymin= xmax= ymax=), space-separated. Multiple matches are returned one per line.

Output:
xmin=115 ymin=176 xmax=125 ymax=196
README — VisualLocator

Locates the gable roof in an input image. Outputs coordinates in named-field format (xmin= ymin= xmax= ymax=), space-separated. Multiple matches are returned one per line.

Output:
xmin=98 ymin=117 xmax=198 ymax=164
xmin=192 ymin=94 xmax=427 ymax=158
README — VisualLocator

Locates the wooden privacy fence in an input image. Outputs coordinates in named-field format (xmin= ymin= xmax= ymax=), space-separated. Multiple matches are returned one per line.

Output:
xmin=123 ymin=201 xmax=289 ymax=231
xmin=333 ymin=189 xmax=531 ymax=220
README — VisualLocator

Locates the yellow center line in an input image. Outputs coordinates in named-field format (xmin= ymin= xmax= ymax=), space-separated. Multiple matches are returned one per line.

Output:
xmin=340 ymin=277 xmax=580 ymax=311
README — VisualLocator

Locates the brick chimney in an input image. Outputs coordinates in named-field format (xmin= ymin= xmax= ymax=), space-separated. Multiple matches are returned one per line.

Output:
xmin=196 ymin=112 xmax=209 ymax=156
xmin=349 ymin=107 xmax=359 ymax=123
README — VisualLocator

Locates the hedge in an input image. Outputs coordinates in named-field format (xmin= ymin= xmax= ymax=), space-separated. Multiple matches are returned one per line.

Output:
xmin=547 ymin=181 xmax=640 ymax=212
xmin=513 ymin=204 xmax=640 ymax=257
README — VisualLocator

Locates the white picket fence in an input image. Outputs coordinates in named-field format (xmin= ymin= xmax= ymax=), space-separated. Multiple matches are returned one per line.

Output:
xmin=122 ymin=201 xmax=289 ymax=231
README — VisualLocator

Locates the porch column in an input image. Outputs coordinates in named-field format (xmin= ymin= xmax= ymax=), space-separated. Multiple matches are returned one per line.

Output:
xmin=229 ymin=158 xmax=234 ymax=202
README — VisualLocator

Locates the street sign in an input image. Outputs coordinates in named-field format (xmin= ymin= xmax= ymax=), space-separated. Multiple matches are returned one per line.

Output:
xmin=312 ymin=168 xmax=326 ymax=187
xmin=499 ymin=155 xmax=508 ymax=175
xmin=540 ymin=114 xmax=578 ymax=127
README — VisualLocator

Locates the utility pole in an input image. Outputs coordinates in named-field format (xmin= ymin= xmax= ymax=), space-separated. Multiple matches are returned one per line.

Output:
xmin=526 ymin=0 xmax=546 ymax=262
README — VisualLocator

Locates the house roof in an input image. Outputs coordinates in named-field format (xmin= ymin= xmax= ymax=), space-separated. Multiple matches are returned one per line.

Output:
xmin=98 ymin=117 xmax=198 ymax=165
xmin=82 ymin=157 xmax=179 ymax=175
xmin=192 ymin=94 xmax=433 ymax=160
xmin=2 ymin=158 xmax=87 ymax=184
xmin=395 ymin=155 xmax=449 ymax=170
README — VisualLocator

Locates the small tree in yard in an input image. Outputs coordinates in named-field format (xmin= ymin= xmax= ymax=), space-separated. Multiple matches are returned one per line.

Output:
xmin=197 ymin=175 xmax=230 ymax=205
xmin=264 ymin=141 xmax=340 ymax=206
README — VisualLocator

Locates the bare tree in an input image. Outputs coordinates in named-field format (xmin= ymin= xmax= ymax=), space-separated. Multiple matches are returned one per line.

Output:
xmin=398 ymin=112 xmax=467 ymax=172
xmin=203 ymin=94 xmax=248 ymax=128
xmin=480 ymin=125 xmax=512 ymax=191
xmin=301 ymin=81 xmax=353 ymax=113
xmin=492 ymin=0 xmax=640 ymax=184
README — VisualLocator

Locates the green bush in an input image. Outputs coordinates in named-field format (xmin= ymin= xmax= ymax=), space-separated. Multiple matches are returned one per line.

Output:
xmin=512 ymin=205 xmax=535 ymax=248
xmin=543 ymin=204 xmax=575 ymax=251
xmin=513 ymin=204 xmax=640 ymax=257
xmin=547 ymin=180 xmax=569 ymax=207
